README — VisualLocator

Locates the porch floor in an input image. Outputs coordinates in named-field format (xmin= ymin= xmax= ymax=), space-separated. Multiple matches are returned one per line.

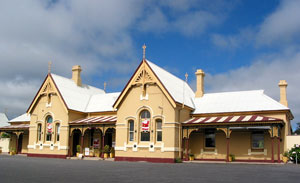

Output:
xmin=67 ymin=156 xmax=115 ymax=161
xmin=183 ymin=160 xmax=285 ymax=165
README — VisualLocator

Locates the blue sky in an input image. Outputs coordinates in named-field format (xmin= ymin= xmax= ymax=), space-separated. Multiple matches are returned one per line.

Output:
xmin=0 ymin=0 xmax=299 ymax=129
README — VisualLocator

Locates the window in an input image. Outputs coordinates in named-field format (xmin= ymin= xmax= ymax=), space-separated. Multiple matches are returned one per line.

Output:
xmin=205 ymin=129 xmax=215 ymax=148
xmin=46 ymin=116 xmax=53 ymax=141
xmin=129 ymin=120 xmax=134 ymax=141
xmin=37 ymin=124 xmax=42 ymax=141
xmin=140 ymin=110 xmax=150 ymax=141
xmin=56 ymin=123 xmax=60 ymax=142
xmin=252 ymin=132 xmax=264 ymax=149
xmin=156 ymin=119 xmax=162 ymax=142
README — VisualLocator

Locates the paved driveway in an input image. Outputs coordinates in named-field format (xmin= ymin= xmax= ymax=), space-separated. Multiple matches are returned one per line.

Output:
xmin=0 ymin=155 xmax=299 ymax=183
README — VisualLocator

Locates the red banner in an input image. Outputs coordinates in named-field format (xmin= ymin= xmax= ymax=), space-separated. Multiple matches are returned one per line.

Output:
xmin=47 ymin=123 xmax=53 ymax=133
xmin=141 ymin=119 xmax=149 ymax=131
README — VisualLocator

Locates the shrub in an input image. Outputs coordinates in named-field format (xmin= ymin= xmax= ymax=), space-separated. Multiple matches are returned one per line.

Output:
xmin=229 ymin=154 xmax=235 ymax=161
xmin=103 ymin=145 xmax=110 ymax=153
xmin=175 ymin=158 xmax=182 ymax=163
xmin=76 ymin=145 xmax=81 ymax=153
xmin=288 ymin=144 xmax=300 ymax=163
xmin=1 ymin=133 xmax=10 ymax=138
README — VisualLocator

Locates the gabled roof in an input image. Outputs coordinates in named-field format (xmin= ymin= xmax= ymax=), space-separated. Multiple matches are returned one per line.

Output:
xmin=0 ymin=113 xmax=9 ymax=127
xmin=51 ymin=74 xmax=105 ymax=112
xmin=10 ymin=113 xmax=30 ymax=122
xmin=193 ymin=90 xmax=289 ymax=114
xmin=146 ymin=60 xmax=195 ymax=108
xmin=85 ymin=92 xmax=120 ymax=112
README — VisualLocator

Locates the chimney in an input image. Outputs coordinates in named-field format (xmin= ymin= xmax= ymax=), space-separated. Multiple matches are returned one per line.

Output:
xmin=195 ymin=69 xmax=205 ymax=98
xmin=72 ymin=65 xmax=82 ymax=86
xmin=278 ymin=80 xmax=288 ymax=107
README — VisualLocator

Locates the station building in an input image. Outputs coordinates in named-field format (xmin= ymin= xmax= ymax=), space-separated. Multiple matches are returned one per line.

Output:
xmin=0 ymin=57 xmax=293 ymax=163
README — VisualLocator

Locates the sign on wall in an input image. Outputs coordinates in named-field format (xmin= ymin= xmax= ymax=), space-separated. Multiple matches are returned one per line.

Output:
xmin=93 ymin=138 xmax=100 ymax=149
xmin=85 ymin=148 xmax=90 ymax=156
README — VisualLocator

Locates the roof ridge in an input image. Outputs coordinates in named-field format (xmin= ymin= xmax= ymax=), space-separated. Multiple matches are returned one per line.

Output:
xmin=260 ymin=91 xmax=289 ymax=109
xmin=146 ymin=59 xmax=191 ymax=87
xmin=51 ymin=73 xmax=105 ymax=93
xmin=204 ymin=89 xmax=264 ymax=96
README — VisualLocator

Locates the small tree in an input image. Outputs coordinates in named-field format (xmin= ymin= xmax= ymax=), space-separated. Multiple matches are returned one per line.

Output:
xmin=288 ymin=145 xmax=300 ymax=163
xmin=294 ymin=123 xmax=300 ymax=135
xmin=1 ymin=133 xmax=10 ymax=138
xmin=76 ymin=145 xmax=81 ymax=153
xmin=103 ymin=145 xmax=110 ymax=154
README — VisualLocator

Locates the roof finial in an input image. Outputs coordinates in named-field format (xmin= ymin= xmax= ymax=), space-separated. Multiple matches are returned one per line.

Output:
xmin=4 ymin=108 xmax=8 ymax=114
xmin=185 ymin=72 xmax=188 ymax=83
xmin=104 ymin=81 xmax=107 ymax=92
xmin=142 ymin=44 xmax=146 ymax=60
xmin=48 ymin=61 xmax=52 ymax=73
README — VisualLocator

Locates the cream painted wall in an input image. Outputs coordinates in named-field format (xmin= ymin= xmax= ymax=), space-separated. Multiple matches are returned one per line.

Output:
xmin=189 ymin=130 xmax=278 ymax=161
xmin=115 ymin=83 xmax=188 ymax=159
xmin=28 ymin=77 xmax=70 ymax=155
xmin=286 ymin=135 xmax=300 ymax=150
xmin=0 ymin=138 xmax=10 ymax=153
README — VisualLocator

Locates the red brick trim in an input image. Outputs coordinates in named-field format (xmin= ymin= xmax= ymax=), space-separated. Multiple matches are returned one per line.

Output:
xmin=115 ymin=156 xmax=175 ymax=163
xmin=235 ymin=159 xmax=283 ymax=163
xmin=194 ymin=158 xmax=225 ymax=161
xmin=194 ymin=158 xmax=282 ymax=163
xmin=27 ymin=153 xmax=67 ymax=159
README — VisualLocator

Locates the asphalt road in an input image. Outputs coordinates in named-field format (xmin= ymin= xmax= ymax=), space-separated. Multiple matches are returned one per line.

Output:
xmin=0 ymin=155 xmax=299 ymax=183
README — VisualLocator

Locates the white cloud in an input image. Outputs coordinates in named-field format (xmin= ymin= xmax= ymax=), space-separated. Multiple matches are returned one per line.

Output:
xmin=257 ymin=0 xmax=300 ymax=45
xmin=212 ymin=0 xmax=300 ymax=49
xmin=211 ymin=28 xmax=255 ymax=49
xmin=0 ymin=0 xmax=144 ymax=118
xmin=137 ymin=0 xmax=231 ymax=36
xmin=198 ymin=50 xmax=300 ymax=128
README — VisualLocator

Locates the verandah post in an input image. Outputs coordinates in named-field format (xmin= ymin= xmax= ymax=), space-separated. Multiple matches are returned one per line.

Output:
xmin=271 ymin=137 xmax=274 ymax=163
xmin=101 ymin=134 xmax=105 ymax=158
xmin=226 ymin=137 xmax=230 ymax=162
xmin=185 ymin=138 xmax=189 ymax=161
xmin=15 ymin=133 xmax=19 ymax=154
xmin=81 ymin=135 xmax=84 ymax=154
xmin=277 ymin=137 xmax=280 ymax=163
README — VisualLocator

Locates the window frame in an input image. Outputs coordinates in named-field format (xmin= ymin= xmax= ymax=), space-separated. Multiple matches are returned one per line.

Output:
xmin=140 ymin=110 xmax=151 ymax=142
xmin=128 ymin=120 xmax=134 ymax=142
xmin=37 ymin=123 xmax=42 ymax=142
xmin=204 ymin=129 xmax=216 ymax=148
xmin=251 ymin=131 xmax=264 ymax=149
xmin=45 ymin=116 xmax=53 ymax=142
xmin=55 ymin=123 xmax=60 ymax=142
xmin=156 ymin=119 xmax=162 ymax=142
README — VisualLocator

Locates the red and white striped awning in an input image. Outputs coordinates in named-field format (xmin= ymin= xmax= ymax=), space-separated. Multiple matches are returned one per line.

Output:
xmin=69 ymin=116 xmax=117 ymax=125
xmin=183 ymin=115 xmax=282 ymax=124
xmin=0 ymin=124 xmax=29 ymax=130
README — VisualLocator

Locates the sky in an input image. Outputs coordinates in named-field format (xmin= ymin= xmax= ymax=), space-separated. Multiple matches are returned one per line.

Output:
xmin=0 ymin=0 xmax=299 ymax=130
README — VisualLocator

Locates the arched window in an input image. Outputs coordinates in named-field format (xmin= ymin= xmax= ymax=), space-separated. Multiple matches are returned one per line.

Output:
xmin=37 ymin=124 xmax=42 ymax=141
xmin=46 ymin=116 xmax=53 ymax=141
xmin=56 ymin=123 xmax=60 ymax=142
xmin=140 ymin=110 xmax=150 ymax=141
xmin=156 ymin=119 xmax=162 ymax=142
xmin=128 ymin=120 xmax=134 ymax=141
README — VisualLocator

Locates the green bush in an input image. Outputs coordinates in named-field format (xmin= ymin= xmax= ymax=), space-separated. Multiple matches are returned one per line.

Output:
xmin=175 ymin=158 xmax=182 ymax=163
xmin=103 ymin=145 xmax=110 ymax=153
xmin=76 ymin=145 xmax=81 ymax=153
xmin=229 ymin=154 xmax=235 ymax=161
xmin=288 ymin=145 xmax=300 ymax=163
xmin=1 ymin=133 xmax=10 ymax=138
